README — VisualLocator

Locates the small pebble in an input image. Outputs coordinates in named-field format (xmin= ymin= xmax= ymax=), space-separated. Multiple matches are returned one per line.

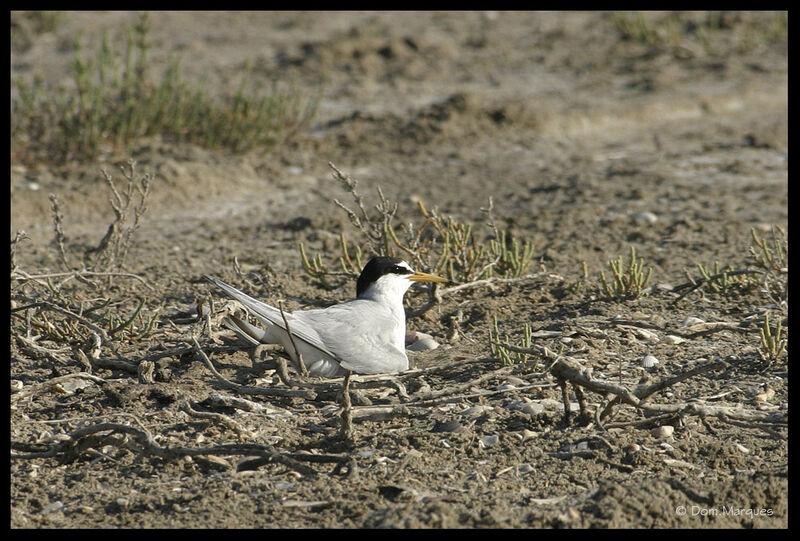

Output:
xmin=518 ymin=463 xmax=534 ymax=475
xmin=539 ymin=398 xmax=562 ymax=410
xmin=634 ymin=328 xmax=660 ymax=343
xmin=540 ymin=398 xmax=579 ymax=412
xmin=663 ymin=335 xmax=685 ymax=345
xmin=42 ymin=501 xmax=64 ymax=515
xmin=431 ymin=420 xmax=464 ymax=433
xmin=754 ymin=389 xmax=775 ymax=404
xmin=633 ymin=211 xmax=658 ymax=224
xmin=559 ymin=440 xmax=590 ymax=453
xmin=651 ymin=425 xmax=674 ymax=439
xmin=460 ymin=405 xmax=492 ymax=418
xmin=624 ymin=443 xmax=641 ymax=454
xmin=519 ymin=402 xmax=546 ymax=416
xmin=479 ymin=434 xmax=499 ymax=448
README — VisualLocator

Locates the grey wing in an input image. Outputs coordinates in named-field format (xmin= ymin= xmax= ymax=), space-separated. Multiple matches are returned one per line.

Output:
xmin=204 ymin=275 xmax=336 ymax=358
xmin=301 ymin=301 xmax=409 ymax=374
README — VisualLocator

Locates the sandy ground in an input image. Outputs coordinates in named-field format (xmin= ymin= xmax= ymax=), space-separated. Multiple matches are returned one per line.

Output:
xmin=11 ymin=11 xmax=787 ymax=528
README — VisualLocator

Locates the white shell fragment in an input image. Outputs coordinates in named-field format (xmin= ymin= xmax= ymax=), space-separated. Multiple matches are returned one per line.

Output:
xmin=460 ymin=405 xmax=493 ymax=418
xmin=531 ymin=330 xmax=562 ymax=339
xmin=42 ymin=501 xmax=65 ymax=515
xmin=682 ymin=317 xmax=705 ymax=327
xmin=57 ymin=378 xmax=96 ymax=395
xmin=519 ymin=402 xmax=546 ymax=416
xmin=651 ymin=425 xmax=674 ymax=439
xmin=733 ymin=443 xmax=750 ymax=454
xmin=642 ymin=354 xmax=660 ymax=368
xmin=663 ymin=335 xmax=685 ymax=345
xmin=539 ymin=398 xmax=580 ymax=412
xmin=633 ymin=211 xmax=658 ymax=224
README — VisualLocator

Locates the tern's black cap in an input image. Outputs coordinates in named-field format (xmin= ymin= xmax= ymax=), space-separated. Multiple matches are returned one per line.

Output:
xmin=356 ymin=256 xmax=412 ymax=297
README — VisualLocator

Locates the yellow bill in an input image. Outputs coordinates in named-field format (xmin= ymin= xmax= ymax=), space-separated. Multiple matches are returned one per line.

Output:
xmin=408 ymin=271 xmax=448 ymax=283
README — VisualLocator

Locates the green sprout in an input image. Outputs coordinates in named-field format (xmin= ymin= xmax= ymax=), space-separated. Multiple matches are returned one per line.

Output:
xmin=489 ymin=315 xmax=533 ymax=366
xmin=599 ymin=246 xmax=653 ymax=299
xmin=750 ymin=225 xmax=787 ymax=273
xmin=759 ymin=312 xmax=787 ymax=364
xmin=299 ymin=164 xmax=534 ymax=290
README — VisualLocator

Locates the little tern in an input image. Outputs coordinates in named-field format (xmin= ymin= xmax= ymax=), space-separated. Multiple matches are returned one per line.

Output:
xmin=204 ymin=257 xmax=447 ymax=377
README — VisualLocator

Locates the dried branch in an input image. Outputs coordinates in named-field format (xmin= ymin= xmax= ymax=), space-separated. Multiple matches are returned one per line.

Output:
xmin=11 ymin=372 xmax=106 ymax=403
xmin=48 ymin=193 xmax=72 ymax=271
xmin=191 ymin=336 xmax=316 ymax=399
xmin=494 ymin=341 xmax=784 ymax=431
xmin=11 ymin=268 xmax=155 ymax=291
xmin=10 ymin=422 xmax=351 ymax=477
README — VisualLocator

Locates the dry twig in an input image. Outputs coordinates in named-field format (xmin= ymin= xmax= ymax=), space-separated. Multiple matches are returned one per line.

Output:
xmin=494 ymin=341 xmax=785 ymax=431
xmin=10 ymin=422 xmax=351 ymax=477
xmin=191 ymin=336 xmax=315 ymax=399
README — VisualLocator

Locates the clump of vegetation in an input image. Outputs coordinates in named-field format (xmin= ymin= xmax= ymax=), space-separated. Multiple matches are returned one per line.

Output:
xmin=11 ymin=12 xmax=322 ymax=165
xmin=90 ymin=161 xmax=152 ymax=273
xmin=749 ymin=225 xmax=788 ymax=305
xmin=489 ymin=316 xmax=534 ymax=366
xmin=613 ymin=11 xmax=788 ymax=55
xmin=11 ymin=160 xmax=162 ymax=359
xmin=566 ymin=260 xmax=590 ymax=295
xmin=11 ymin=11 xmax=64 ymax=52
xmin=599 ymin=245 xmax=653 ymax=299
xmin=614 ymin=11 xmax=684 ymax=47
xmin=695 ymin=260 xmax=758 ymax=297
xmin=299 ymin=163 xmax=534 ymax=290
xmin=750 ymin=225 xmax=787 ymax=273
xmin=759 ymin=312 xmax=786 ymax=365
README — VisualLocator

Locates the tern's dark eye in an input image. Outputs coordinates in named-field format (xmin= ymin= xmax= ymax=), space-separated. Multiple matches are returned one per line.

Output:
xmin=391 ymin=265 xmax=412 ymax=275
